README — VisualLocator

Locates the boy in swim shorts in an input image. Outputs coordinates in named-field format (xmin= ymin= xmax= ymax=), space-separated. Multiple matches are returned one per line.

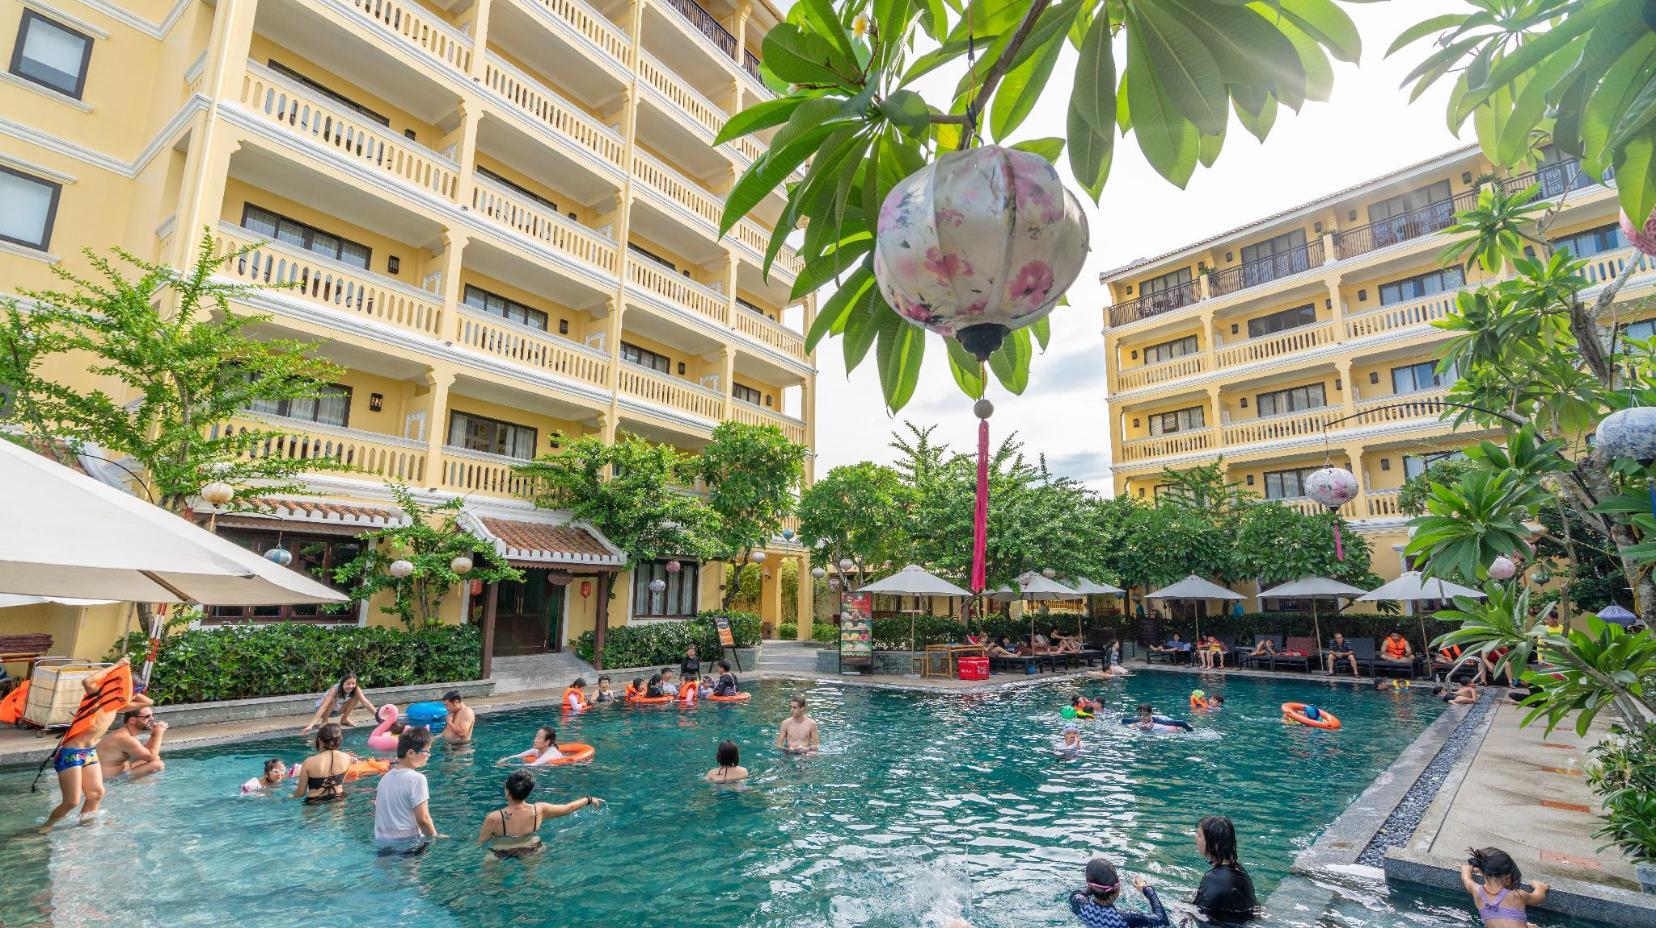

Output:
xmin=42 ymin=658 xmax=147 ymax=831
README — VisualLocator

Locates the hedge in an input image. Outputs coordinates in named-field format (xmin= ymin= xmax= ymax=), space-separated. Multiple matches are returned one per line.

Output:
xmin=870 ymin=612 xmax=1129 ymax=651
xmin=108 ymin=624 xmax=481 ymax=705
xmin=572 ymin=611 xmax=761 ymax=669
xmin=777 ymin=622 xmax=839 ymax=643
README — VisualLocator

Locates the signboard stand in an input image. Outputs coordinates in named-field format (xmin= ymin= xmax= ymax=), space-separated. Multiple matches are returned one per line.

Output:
xmin=715 ymin=613 xmax=740 ymax=672
xmin=839 ymin=592 xmax=872 ymax=675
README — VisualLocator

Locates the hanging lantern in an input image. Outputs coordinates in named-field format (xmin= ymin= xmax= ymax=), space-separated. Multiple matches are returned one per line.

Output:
xmin=838 ymin=558 xmax=854 ymax=572
xmin=1487 ymin=556 xmax=1517 ymax=580
xmin=782 ymin=528 xmax=795 ymax=541
xmin=548 ymin=571 xmax=573 ymax=587
xmin=1597 ymin=407 xmax=1656 ymax=465
xmin=450 ymin=556 xmax=473 ymax=575
xmin=264 ymin=547 xmax=293 ymax=567
xmin=199 ymin=481 xmax=234 ymax=506
xmin=1534 ymin=570 xmax=1553 ymax=585
xmin=388 ymin=559 xmax=415 ymax=579
xmin=665 ymin=560 xmax=682 ymax=574
xmin=649 ymin=578 xmax=667 ymax=593
xmin=1621 ymin=207 xmax=1656 ymax=257
xmin=470 ymin=579 xmax=483 ymax=596
xmin=750 ymin=550 xmax=767 ymax=564
xmin=874 ymin=146 xmax=1089 ymax=361
xmin=579 ymin=581 xmax=592 ymax=598
xmin=1305 ymin=466 xmax=1360 ymax=561
xmin=811 ymin=566 xmax=826 ymax=579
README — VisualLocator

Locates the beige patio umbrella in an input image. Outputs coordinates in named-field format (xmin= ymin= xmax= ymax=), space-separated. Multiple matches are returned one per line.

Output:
xmin=1357 ymin=571 xmax=1484 ymax=658
xmin=1258 ymin=576 xmax=1372 ymax=661
xmin=1014 ymin=571 xmax=1082 ymax=648
xmin=857 ymin=565 xmax=971 ymax=650
xmin=1145 ymin=575 xmax=1243 ymax=642
xmin=1068 ymin=577 xmax=1124 ymax=640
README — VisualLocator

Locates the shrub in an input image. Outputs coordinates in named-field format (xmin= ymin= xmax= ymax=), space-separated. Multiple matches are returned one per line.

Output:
xmin=572 ymin=611 xmax=761 ymax=669
xmin=107 ymin=623 xmax=481 ymax=705
xmin=778 ymin=622 xmax=839 ymax=643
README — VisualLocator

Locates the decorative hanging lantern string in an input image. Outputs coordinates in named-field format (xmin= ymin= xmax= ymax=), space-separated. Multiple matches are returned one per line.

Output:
xmin=971 ymin=360 xmax=991 ymax=595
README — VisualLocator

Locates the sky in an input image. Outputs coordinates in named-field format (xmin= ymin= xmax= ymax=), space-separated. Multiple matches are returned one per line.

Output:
xmin=806 ymin=2 xmax=1470 ymax=493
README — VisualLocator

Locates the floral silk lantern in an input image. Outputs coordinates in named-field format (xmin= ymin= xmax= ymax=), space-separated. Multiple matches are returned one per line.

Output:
xmin=874 ymin=146 xmax=1089 ymax=362
xmin=665 ymin=560 xmax=682 ymax=574
xmin=1304 ymin=466 xmax=1360 ymax=560
xmin=1620 ymin=208 xmax=1656 ymax=257
xmin=1487 ymin=556 xmax=1517 ymax=580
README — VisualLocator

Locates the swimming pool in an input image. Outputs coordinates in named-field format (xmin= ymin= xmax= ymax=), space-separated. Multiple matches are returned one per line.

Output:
xmin=0 ymin=673 xmax=1596 ymax=926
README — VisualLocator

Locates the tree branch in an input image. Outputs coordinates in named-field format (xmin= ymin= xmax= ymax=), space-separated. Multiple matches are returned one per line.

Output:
xmin=955 ymin=0 xmax=1053 ymax=151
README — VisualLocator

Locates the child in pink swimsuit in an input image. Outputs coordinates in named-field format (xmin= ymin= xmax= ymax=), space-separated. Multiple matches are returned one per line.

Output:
xmin=1460 ymin=847 xmax=1547 ymax=928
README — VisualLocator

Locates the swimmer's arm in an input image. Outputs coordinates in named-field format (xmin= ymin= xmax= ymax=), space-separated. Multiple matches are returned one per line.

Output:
xmin=301 ymin=690 xmax=337 ymax=733
xmin=477 ymin=815 xmax=501 ymax=843
xmin=413 ymin=799 xmax=436 ymax=838
xmin=537 ymin=797 xmax=600 ymax=818
xmin=1458 ymin=864 xmax=1480 ymax=896
xmin=291 ymin=769 xmax=309 ymax=799
xmin=82 ymin=657 xmax=129 ymax=692
xmin=806 ymin=723 xmax=820 ymax=750
xmin=1124 ymin=884 xmax=1169 ymax=927
xmin=1519 ymin=881 xmax=1549 ymax=905
xmin=774 ymin=725 xmax=786 ymax=748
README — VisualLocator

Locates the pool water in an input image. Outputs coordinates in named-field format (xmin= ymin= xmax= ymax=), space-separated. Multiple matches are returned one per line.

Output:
xmin=0 ymin=674 xmax=1597 ymax=926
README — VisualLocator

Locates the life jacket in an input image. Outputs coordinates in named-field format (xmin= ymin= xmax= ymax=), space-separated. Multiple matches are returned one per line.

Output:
xmin=623 ymin=683 xmax=640 ymax=701
xmin=1383 ymin=637 xmax=1410 ymax=659
xmin=1190 ymin=694 xmax=1210 ymax=710
xmin=1439 ymin=644 xmax=1463 ymax=661
xmin=562 ymin=687 xmax=588 ymax=712
xmin=0 ymin=680 xmax=28 ymax=724
xmin=63 ymin=664 xmax=133 ymax=744
xmin=679 ymin=684 xmax=698 ymax=706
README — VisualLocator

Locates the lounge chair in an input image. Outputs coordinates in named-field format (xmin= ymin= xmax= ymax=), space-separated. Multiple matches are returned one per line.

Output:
xmin=1271 ymin=636 xmax=1317 ymax=672
xmin=1145 ymin=643 xmax=1190 ymax=665
xmin=1237 ymin=634 xmax=1285 ymax=669
xmin=1368 ymin=641 xmax=1420 ymax=679
xmin=1333 ymin=637 xmax=1376 ymax=676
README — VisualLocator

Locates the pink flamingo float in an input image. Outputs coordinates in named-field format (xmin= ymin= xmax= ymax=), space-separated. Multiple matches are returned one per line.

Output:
xmin=367 ymin=703 xmax=401 ymax=752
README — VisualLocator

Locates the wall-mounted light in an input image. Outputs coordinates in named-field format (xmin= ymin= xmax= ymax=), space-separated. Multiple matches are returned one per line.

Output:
xmin=1313 ymin=221 xmax=1324 ymax=233
xmin=1357 ymin=289 xmax=1367 ymax=302
xmin=1125 ymin=285 xmax=1133 ymax=295
xmin=1246 ymin=475 xmax=1255 ymax=485
xmin=1240 ymin=398 xmax=1248 ymax=408
xmin=678 ymin=362 xmax=686 ymax=375
xmin=1136 ymin=488 xmax=1145 ymax=498
xmin=1131 ymin=418 xmax=1140 ymax=428
xmin=369 ymin=393 xmax=384 ymax=412
xmin=765 ymin=395 xmax=773 ymax=407
xmin=1369 ymin=372 xmax=1380 ymax=385
xmin=403 ymin=128 xmax=416 ymax=141
xmin=1196 ymin=261 xmax=1207 ymax=271
xmin=1380 ymin=458 xmax=1391 ymax=471
xmin=1224 ymin=251 xmax=1233 ymax=262
xmin=1230 ymin=323 xmax=1239 ymax=335
xmin=549 ymin=436 xmax=560 ymax=450
xmin=1325 ymin=298 xmax=1332 ymax=309
xmin=1334 ymin=378 xmax=1342 ymax=390
xmin=1129 ymin=349 xmax=1138 ymax=360
xmin=1347 ymin=209 xmax=1357 ymax=221
xmin=1461 ymin=171 xmax=1473 ymax=184
xmin=387 ymin=256 xmax=400 ymax=275
xmin=559 ymin=319 xmax=569 ymax=335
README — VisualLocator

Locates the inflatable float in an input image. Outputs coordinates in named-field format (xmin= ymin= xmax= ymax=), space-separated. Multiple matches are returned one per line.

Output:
xmin=525 ymin=743 xmax=595 ymax=766
xmin=345 ymin=758 xmax=392 ymax=781
xmin=707 ymin=692 xmax=750 ymax=703
xmin=627 ymin=694 xmax=674 ymax=705
xmin=405 ymin=701 xmax=448 ymax=734
xmin=367 ymin=704 xmax=401 ymax=752
xmin=1281 ymin=702 xmax=1341 ymax=730
xmin=1190 ymin=690 xmax=1210 ymax=711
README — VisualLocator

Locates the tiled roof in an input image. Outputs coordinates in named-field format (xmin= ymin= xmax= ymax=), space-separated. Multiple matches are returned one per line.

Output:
xmin=201 ymin=496 xmax=408 ymax=529
xmin=461 ymin=512 xmax=625 ymax=567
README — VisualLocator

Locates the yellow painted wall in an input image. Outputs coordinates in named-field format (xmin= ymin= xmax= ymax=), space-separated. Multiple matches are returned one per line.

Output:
xmin=220 ymin=180 xmax=438 ymax=287
xmin=1221 ymin=373 xmax=1341 ymax=422
xmin=245 ymin=36 xmax=446 ymax=147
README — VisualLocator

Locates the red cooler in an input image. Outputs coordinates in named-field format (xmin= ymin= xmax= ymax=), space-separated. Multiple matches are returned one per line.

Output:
xmin=957 ymin=656 xmax=988 ymax=680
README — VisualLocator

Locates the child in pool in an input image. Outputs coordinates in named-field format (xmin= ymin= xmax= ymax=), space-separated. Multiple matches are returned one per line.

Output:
xmin=241 ymin=758 xmax=295 ymax=794
xmin=625 ymin=678 xmax=644 ymax=701
xmin=1054 ymin=723 xmax=1082 ymax=755
xmin=1067 ymin=857 xmax=1168 ymax=926
xmin=645 ymin=673 xmax=664 ymax=698
xmin=1461 ymin=846 xmax=1546 ymax=928
xmin=593 ymin=675 xmax=615 ymax=704
xmin=698 ymin=674 xmax=714 ymax=698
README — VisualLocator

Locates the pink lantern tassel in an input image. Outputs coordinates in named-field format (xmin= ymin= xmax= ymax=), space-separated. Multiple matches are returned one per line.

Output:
xmin=1334 ymin=523 xmax=1345 ymax=562
xmin=972 ymin=418 xmax=989 ymax=593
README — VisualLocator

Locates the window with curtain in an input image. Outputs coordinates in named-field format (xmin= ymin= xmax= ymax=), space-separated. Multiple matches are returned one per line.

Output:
xmin=1378 ymin=267 xmax=1465 ymax=306
xmin=733 ymin=383 xmax=762 ymax=405
xmin=632 ymin=560 xmax=698 ymax=617
xmin=621 ymin=341 xmax=670 ymax=374
xmin=1367 ymin=180 xmax=1452 ymax=222
xmin=1246 ymin=304 xmax=1316 ymax=339
xmin=241 ymin=205 xmax=371 ymax=269
xmin=464 ymin=284 xmax=549 ymax=331
xmin=1390 ymin=360 xmax=1456 ymax=395
xmin=1264 ymin=467 xmax=1320 ymax=499
xmin=206 ymin=530 xmax=361 ymax=622
xmin=448 ymin=411 xmax=537 ymax=459
xmin=1622 ymin=319 xmax=1656 ymax=342
xmin=1142 ymin=267 xmax=1192 ymax=294
xmin=248 ymin=383 xmax=352 ymax=427
xmin=1239 ymin=229 xmax=1307 ymax=265
xmin=10 ymin=11 xmax=92 ymax=98
xmin=1148 ymin=406 xmax=1205 ymax=436
xmin=1142 ymin=335 xmax=1198 ymax=365
xmin=1552 ymin=224 xmax=1625 ymax=260
xmin=1255 ymin=383 xmax=1326 ymax=418
xmin=0 ymin=166 xmax=61 ymax=250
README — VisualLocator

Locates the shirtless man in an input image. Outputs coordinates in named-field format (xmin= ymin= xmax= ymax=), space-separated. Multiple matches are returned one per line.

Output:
xmin=97 ymin=705 xmax=168 ymax=778
xmin=441 ymin=691 xmax=475 ymax=746
xmin=775 ymin=695 xmax=819 ymax=754
xmin=43 ymin=658 xmax=148 ymax=830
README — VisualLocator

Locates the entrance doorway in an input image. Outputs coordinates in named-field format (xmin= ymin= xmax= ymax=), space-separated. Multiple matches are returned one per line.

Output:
xmin=480 ymin=570 xmax=565 ymax=656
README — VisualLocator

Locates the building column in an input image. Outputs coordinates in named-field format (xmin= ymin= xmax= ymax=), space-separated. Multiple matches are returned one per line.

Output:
xmin=419 ymin=368 xmax=457 ymax=489
xmin=760 ymin=554 xmax=782 ymax=632
xmin=1335 ymin=358 xmax=1356 ymax=414
xmin=436 ymin=230 xmax=469 ymax=344
xmin=1205 ymin=385 xmax=1223 ymax=449
xmin=718 ymin=347 xmax=735 ymax=418
xmin=593 ymin=572 xmax=612 ymax=670
xmin=795 ymin=553 xmax=813 ymax=640
xmin=467 ymin=0 xmax=495 ymax=81
xmin=1325 ymin=277 xmax=1347 ymax=337
xmin=449 ymin=102 xmax=481 ymax=211
xmin=720 ymin=248 xmax=738 ymax=326
xmin=481 ymin=580 xmax=499 ymax=679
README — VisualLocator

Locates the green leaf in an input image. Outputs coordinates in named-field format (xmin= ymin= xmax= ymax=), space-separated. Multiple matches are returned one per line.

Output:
xmin=1272 ymin=13 xmax=1335 ymax=103
xmin=1387 ymin=13 xmax=1472 ymax=58
xmin=714 ymin=95 xmax=809 ymax=146
xmin=1233 ymin=88 xmax=1278 ymax=141
xmin=1130 ymin=5 xmax=1227 ymax=134
xmin=1612 ymin=131 xmax=1656 ymax=236
xmin=1032 ymin=315 xmax=1051 ymax=351
xmin=842 ymin=283 xmax=884 ymax=369
xmin=1584 ymin=35 xmax=1656 ymax=178
xmin=1124 ymin=27 xmax=1199 ymax=186
xmin=791 ymin=233 xmax=874 ymax=300
xmin=880 ymin=89 xmax=932 ymax=137
xmin=1275 ymin=0 xmax=1361 ymax=64
xmin=876 ymin=308 xmax=924 ymax=411
xmin=1066 ymin=10 xmax=1115 ymax=200
xmin=1198 ymin=124 xmax=1225 ymax=168
xmin=1463 ymin=5 xmax=1606 ymax=112
xmin=1171 ymin=1 xmax=1306 ymax=111
xmin=720 ymin=122 xmax=840 ymax=235
xmin=805 ymin=265 xmax=873 ymax=352
xmin=918 ymin=0 xmax=948 ymax=41
xmin=1011 ymin=137 xmax=1065 ymax=162
xmin=1495 ymin=37 xmax=1584 ymax=166
xmin=944 ymin=338 xmax=987 ymax=397
xmin=988 ymin=327 xmax=1033 ymax=394
xmin=763 ymin=23 xmax=856 ymax=87
xmin=990 ymin=22 xmax=1065 ymax=140
xmin=1607 ymin=72 xmax=1656 ymax=156
xmin=798 ymin=0 xmax=857 ymax=67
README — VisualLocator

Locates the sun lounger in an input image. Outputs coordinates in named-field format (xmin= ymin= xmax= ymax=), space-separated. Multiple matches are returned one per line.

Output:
xmin=1331 ymin=637 xmax=1375 ymax=675
xmin=1237 ymin=634 xmax=1285 ymax=669
xmin=1269 ymin=636 xmax=1317 ymax=672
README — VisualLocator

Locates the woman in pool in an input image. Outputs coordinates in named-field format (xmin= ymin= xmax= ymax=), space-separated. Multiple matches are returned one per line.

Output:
xmin=1460 ymin=846 xmax=1546 ymax=928
xmin=300 ymin=673 xmax=375 ymax=734
xmin=705 ymin=740 xmax=749 ymax=783
xmin=1102 ymin=640 xmax=1133 ymax=677
xmin=1193 ymin=816 xmax=1258 ymax=923
xmin=500 ymin=726 xmax=570 ymax=767
xmin=1123 ymin=704 xmax=1192 ymax=733
xmin=477 ymin=768 xmax=602 ymax=857
xmin=292 ymin=723 xmax=354 ymax=804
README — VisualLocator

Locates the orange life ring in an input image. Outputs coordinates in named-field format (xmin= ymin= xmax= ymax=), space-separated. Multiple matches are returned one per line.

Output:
xmin=540 ymin=743 xmax=594 ymax=766
xmin=707 ymin=692 xmax=750 ymax=703
xmin=344 ymin=758 xmax=391 ymax=781
xmin=1281 ymin=702 xmax=1341 ymax=730
xmin=627 ymin=694 xmax=673 ymax=705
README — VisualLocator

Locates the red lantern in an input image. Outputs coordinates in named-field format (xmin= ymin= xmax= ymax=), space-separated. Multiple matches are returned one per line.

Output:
xmin=580 ymin=581 xmax=592 ymax=598
xmin=470 ymin=579 xmax=483 ymax=596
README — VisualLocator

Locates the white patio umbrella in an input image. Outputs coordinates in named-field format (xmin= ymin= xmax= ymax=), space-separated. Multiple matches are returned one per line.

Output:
xmin=1258 ymin=576 xmax=1371 ymax=662
xmin=1358 ymin=570 xmax=1484 ymax=658
xmin=857 ymin=565 xmax=971 ymax=649
xmin=0 ymin=440 xmax=349 ymax=606
xmin=1067 ymin=577 xmax=1124 ymax=638
xmin=0 ymin=593 xmax=115 ymax=609
xmin=1145 ymin=575 xmax=1243 ymax=642
xmin=1013 ymin=572 xmax=1082 ymax=647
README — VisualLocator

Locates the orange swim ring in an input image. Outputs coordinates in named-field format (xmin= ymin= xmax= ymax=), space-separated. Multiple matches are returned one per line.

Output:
xmin=1281 ymin=702 xmax=1341 ymax=730
xmin=627 ymin=694 xmax=674 ymax=705
xmin=344 ymin=758 xmax=392 ymax=781
xmin=543 ymin=743 xmax=594 ymax=765
xmin=707 ymin=692 xmax=751 ymax=703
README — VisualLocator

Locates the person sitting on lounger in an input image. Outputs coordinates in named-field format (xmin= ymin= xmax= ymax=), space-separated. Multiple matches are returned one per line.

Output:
xmin=1379 ymin=630 xmax=1414 ymax=668
xmin=1149 ymin=633 xmax=1192 ymax=657
xmin=987 ymin=636 xmax=1023 ymax=658
xmin=1324 ymin=633 xmax=1357 ymax=677
xmin=1247 ymin=637 xmax=1278 ymax=657
xmin=1103 ymin=640 xmax=1133 ymax=677
xmin=1196 ymin=636 xmax=1227 ymax=670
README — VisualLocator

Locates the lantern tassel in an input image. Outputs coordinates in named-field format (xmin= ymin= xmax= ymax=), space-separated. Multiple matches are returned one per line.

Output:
xmin=1334 ymin=522 xmax=1345 ymax=562
xmin=972 ymin=417 xmax=989 ymax=593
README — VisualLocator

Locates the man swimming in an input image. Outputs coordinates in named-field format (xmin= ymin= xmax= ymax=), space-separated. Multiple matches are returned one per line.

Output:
xmin=442 ymin=691 xmax=475 ymax=745
xmin=775 ymin=695 xmax=820 ymax=754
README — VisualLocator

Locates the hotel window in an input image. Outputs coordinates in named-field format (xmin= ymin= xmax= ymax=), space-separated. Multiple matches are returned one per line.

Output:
xmin=1404 ymin=451 xmax=1466 ymax=482
xmin=1367 ymin=180 xmax=1452 ymax=223
xmin=1255 ymin=383 xmax=1326 ymax=418
xmin=736 ymin=297 xmax=769 ymax=319
xmin=448 ymin=411 xmax=537 ymax=460
xmin=0 ymin=165 xmax=62 ymax=251
xmin=1141 ymin=334 xmax=1198 ymax=365
xmin=1246 ymin=303 xmax=1316 ymax=339
xmin=1148 ymin=405 xmax=1205 ymax=436
xmin=464 ymin=284 xmax=548 ymax=331
xmin=241 ymin=206 xmax=371 ymax=269
xmin=1552 ymin=223 xmax=1625 ymax=260
xmin=1622 ymin=319 xmax=1656 ymax=342
xmin=733 ymin=383 xmax=762 ymax=406
xmin=10 ymin=11 xmax=92 ymax=98
xmin=1240 ymin=229 xmax=1307 ymax=266
xmin=621 ymin=341 xmax=670 ymax=374
xmin=266 ymin=61 xmax=389 ymax=126
xmin=248 ymin=383 xmax=352 ymax=427
xmin=632 ymin=559 xmax=698 ymax=618
xmin=1390 ymin=360 xmax=1456 ymax=395
xmin=1263 ymin=466 xmax=1320 ymax=500
xmin=1378 ymin=267 xmax=1465 ymax=306
xmin=627 ymin=243 xmax=676 ymax=271
xmin=1143 ymin=267 xmax=1192 ymax=295
xmin=206 ymin=531 xmax=361 ymax=623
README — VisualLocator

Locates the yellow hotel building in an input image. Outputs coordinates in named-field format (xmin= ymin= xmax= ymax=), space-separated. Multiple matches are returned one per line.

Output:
xmin=0 ymin=0 xmax=817 ymax=663
xmin=1101 ymin=146 xmax=1652 ymax=600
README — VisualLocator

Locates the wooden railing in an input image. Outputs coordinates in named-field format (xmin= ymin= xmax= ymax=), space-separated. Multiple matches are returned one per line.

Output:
xmin=1347 ymin=389 xmax=1449 ymax=428
xmin=1215 ymin=321 xmax=1334 ymax=369
xmin=1107 ymin=281 xmax=1200 ymax=327
xmin=215 ymin=223 xmax=444 ymax=337
xmin=1367 ymin=490 xmax=1404 ymax=518
xmin=471 ymin=175 xmax=619 ymax=274
xmin=730 ymin=399 xmax=806 ymax=445
xmin=1344 ymin=292 xmax=1458 ymax=340
xmin=522 ymin=0 xmax=629 ymax=65
xmin=662 ymin=0 xmax=737 ymax=58
xmin=440 ymin=446 xmax=542 ymax=498
xmin=454 ymin=309 xmax=612 ymax=388
xmin=1117 ymin=354 xmax=1205 ymax=391
xmin=733 ymin=308 xmax=805 ymax=358
xmin=1209 ymin=239 xmax=1325 ymax=297
xmin=1333 ymin=191 xmax=1477 ymax=260
xmin=617 ymin=364 xmax=726 ymax=420
xmin=627 ymin=258 xmax=728 ymax=321
xmin=638 ymin=51 xmax=726 ymax=138
xmin=483 ymin=54 xmax=626 ymax=167
xmin=240 ymin=62 xmax=459 ymax=200
xmin=632 ymin=149 xmax=722 ymax=227
xmin=212 ymin=415 xmax=428 ymax=483
xmin=1119 ymin=428 xmax=1213 ymax=462
xmin=1222 ymin=407 xmax=1337 ymax=447
xmin=342 ymin=0 xmax=472 ymax=74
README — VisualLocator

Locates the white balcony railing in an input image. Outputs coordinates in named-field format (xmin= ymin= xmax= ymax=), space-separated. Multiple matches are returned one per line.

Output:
xmin=729 ymin=398 xmax=806 ymax=444
xmin=617 ymin=364 xmax=725 ymax=420
xmin=341 ymin=0 xmax=473 ymax=75
xmin=627 ymin=258 xmax=728 ymax=321
xmin=454 ymin=309 xmax=612 ymax=389
xmin=471 ymin=174 xmax=619 ymax=274
xmin=482 ymin=53 xmax=626 ymax=168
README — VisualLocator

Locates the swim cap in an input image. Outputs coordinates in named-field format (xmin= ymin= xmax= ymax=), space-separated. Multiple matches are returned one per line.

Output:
xmin=1191 ymin=689 xmax=1206 ymax=699
xmin=1062 ymin=723 xmax=1079 ymax=733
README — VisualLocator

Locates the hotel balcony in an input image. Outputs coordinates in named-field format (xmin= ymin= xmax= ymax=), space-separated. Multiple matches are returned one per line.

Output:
xmin=618 ymin=363 xmax=727 ymax=421
xmin=469 ymin=171 xmax=621 ymax=277
xmin=439 ymin=445 xmax=546 ymax=497
xmin=213 ymin=414 xmax=431 ymax=486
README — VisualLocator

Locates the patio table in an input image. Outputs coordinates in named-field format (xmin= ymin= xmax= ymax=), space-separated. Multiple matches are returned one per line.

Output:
xmin=923 ymin=644 xmax=987 ymax=679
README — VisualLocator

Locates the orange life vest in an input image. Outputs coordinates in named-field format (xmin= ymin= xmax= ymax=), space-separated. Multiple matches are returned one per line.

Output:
xmin=562 ymin=687 xmax=589 ymax=712
xmin=1438 ymin=644 xmax=1463 ymax=661
xmin=0 ymin=680 xmax=28 ymax=724
xmin=1383 ymin=637 xmax=1410 ymax=659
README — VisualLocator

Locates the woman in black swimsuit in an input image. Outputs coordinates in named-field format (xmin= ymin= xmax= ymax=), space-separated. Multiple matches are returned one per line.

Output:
xmin=477 ymin=769 xmax=603 ymax=857
xmin=292 ymin=723 xmax=353 ymax=804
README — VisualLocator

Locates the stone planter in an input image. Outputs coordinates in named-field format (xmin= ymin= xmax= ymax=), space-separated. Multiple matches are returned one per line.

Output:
xmin=1637 ymin=861 xmax=1656 ymax=894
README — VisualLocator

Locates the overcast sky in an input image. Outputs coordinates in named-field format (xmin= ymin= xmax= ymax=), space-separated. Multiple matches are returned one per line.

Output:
xmin=806 ymin=2 xmax=1468 ymax=493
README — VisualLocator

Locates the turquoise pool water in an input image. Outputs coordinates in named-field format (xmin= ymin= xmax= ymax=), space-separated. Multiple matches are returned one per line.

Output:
xmin=0 ymin=674 xmax=1595 ymax=926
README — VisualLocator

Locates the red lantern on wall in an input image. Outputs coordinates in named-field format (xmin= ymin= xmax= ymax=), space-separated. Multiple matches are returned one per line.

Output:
xmin=579 ymin=581 xmax=592 ymax=598
xmin=470 ymin=579 xmax=483 ymax=596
